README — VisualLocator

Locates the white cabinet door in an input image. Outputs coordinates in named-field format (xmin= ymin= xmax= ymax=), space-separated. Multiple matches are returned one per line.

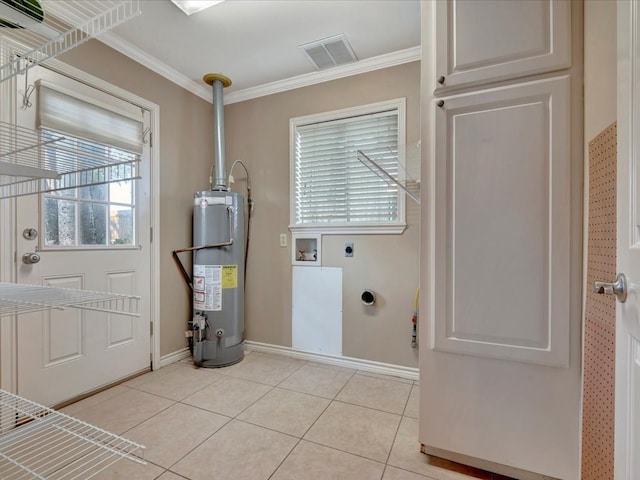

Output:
xmin=434 ymin=0 xmax=571 ymax=92
xmin=433 ymin=75 xmax=571 ymax=367
xmin=421 ymin=75 xmax=580 ymax=479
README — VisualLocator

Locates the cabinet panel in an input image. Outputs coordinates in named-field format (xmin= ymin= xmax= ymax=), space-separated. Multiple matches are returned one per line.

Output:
xmin=433 ymin=76 xmax=570 ymax=366
xmin=435 ymin=0 xmax=570 ymax=91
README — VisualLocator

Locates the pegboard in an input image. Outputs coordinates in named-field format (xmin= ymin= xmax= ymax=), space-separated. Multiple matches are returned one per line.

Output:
xmin=581 ymin=122 xmax=616 ymax=480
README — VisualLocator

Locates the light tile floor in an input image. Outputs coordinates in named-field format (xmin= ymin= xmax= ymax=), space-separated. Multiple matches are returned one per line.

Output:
xmin=60 ymin=351 xmax=508 ymax=480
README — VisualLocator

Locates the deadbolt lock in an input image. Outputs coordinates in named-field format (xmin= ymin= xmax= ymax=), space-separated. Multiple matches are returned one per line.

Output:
xmin=22 ymin=228 xmax=38 ymax=240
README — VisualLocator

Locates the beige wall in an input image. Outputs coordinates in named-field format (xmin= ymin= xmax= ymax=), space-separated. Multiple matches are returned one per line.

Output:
xmin=584 ymin=1 xmax=617 ymax=141
xmin=60 ymin=40 xmax=214 ymax=357
xmin=225 ymin=61 xmax=421 ymax=367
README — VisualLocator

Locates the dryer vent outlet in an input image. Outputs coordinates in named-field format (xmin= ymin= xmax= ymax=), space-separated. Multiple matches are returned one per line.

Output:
xmin=361 ymin=290 xmax=376 ymax=306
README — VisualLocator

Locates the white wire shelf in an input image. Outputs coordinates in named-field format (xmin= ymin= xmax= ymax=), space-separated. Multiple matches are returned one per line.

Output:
xmin=0 ymin=389 xmax=145 ymax=479
xmin=356 ymin=144 xmax=421 ymax=205
xmin=0 ymin=0 xmax=141 ymax=84
xmin=0 ymin=282 xmax=140 ymax=317
xmin=0 ymin=120 xmax=140 ymax=198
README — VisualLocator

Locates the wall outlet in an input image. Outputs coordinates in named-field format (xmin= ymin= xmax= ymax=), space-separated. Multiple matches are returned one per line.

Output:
xmin=280 ymin=233 xmax=288 ymax=247
xmin=345 ymin=242 xmax=354 ymax=257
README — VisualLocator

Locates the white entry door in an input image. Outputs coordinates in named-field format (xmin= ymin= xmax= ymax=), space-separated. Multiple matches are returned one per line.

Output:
xmin=12 ymin=66 xmax=151 ymax=407
xmin=615 ymin=2 xmax=640 ymax=478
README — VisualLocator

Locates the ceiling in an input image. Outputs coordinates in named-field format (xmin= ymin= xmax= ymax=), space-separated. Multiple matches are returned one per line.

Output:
xmin=101 ymin=0 xmax=421 ymax=103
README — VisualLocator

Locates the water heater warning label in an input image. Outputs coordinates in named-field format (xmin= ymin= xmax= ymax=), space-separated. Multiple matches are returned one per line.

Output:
xmin=193 ymin=265 xmax=222 ymax=311
xmin=222 ymin=265 xmax=238 ymax=289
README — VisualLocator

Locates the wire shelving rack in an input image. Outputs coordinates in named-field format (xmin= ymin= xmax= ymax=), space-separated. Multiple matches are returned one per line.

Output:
xmin=0 ymin=0 xmax=141 ymax=84
xmin=0 ymin=120 xmax=140 ymax=199
xmin=0 ymin=282 xmax=140 ymax=318
xmin=0 ymin=390 xmax=145 ymax=479
xmin=0 ymin=2 xmax=147 ymax=478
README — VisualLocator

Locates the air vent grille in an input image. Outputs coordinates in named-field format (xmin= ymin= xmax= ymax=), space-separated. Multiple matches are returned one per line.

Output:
xmin=299 ymin=34 xmax=358 ymax=70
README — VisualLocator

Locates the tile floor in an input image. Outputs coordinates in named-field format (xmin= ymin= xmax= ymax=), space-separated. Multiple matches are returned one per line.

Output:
xmin=60 ymin=351 xmax=509 ymax=480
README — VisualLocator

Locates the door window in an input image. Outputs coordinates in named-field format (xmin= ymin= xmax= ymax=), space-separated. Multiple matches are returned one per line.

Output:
xmin=42 ymin=131 xmax=137 ymax=247
xmin=35 ymin=79 xmax=143 ymax=249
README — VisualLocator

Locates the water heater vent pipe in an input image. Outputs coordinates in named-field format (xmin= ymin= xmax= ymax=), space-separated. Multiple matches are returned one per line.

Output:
xmin=203 ymin=73 xmax=232 ymax=191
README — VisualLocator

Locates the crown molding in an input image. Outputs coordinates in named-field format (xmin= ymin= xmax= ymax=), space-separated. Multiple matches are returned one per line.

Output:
xmin=98 ymin=31 xmax=212 ymax=102
xmin=224 ymin=45 xmax=421 ymax=104
xmin=99 ymin=32 xmax=421 ymax=105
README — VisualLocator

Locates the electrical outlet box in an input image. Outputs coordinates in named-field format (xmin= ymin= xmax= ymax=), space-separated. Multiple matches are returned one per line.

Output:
xmin=345 ymin=242 xmax=354 ymax=257
xmin=279 ymin=233 xmax=288 ymax=247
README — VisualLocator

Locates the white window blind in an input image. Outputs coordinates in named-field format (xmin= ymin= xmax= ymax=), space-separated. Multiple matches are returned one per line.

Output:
xmin=36 ymin=80 xmax=144 ymax=154
xmin=293 ymin=104 xmax=404 ymax=231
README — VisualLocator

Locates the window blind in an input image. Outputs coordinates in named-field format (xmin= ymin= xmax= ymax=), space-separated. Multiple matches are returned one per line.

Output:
xmin=294 ymin=109 xmax=399 ymax=225
xmin=36 ymin=81 xmax=144 ymax=155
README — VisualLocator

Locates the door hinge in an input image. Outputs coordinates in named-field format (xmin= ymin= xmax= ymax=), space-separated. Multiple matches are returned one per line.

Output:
xmin=150 ymin=321 xmax=153 ymax=336
xmin=150 ymin=227 xmax=153 ymax=243
xmin=148 ymin=131 xmax=153 ymax=148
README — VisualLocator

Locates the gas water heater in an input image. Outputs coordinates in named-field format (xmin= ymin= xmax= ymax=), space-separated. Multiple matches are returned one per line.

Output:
xmin=190 ymin=73 xmax=247 ymax=367
xmin=192 ymin=190 xmax=245 ymax=367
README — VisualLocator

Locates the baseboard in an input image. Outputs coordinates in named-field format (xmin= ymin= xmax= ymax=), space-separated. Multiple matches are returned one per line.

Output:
xmin=244 ymin=341 xmax=419 ymax=381
xmin=158 ymin=347 xmax=191 ymax=369
xmin=158 ymin=343 xmax=419 ymax=381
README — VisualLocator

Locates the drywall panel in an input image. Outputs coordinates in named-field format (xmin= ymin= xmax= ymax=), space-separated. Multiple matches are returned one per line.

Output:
xmin=292 ymin=266 xmax=342 ymax=356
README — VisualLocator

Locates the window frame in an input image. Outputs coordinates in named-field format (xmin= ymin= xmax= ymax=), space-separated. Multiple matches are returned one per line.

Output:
xmin=289 ymin=98 xmax=407 ymax=235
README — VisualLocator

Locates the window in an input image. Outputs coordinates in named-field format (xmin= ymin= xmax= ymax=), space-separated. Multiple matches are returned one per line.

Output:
xmin=36 ymin=80 xmax=143 ymax=248
xmin=42 ymin=132 xmax=137 ymax=247
xmin=290 ymin=98 xmax=406 ymax=234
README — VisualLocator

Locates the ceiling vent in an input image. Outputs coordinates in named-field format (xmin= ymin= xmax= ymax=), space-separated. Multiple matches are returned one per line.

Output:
xmin=299 ymin=34 xmax=358 ymax=70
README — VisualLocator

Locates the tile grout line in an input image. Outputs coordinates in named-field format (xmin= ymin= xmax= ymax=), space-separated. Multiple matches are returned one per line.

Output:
xmin=248 ymin=359 xmax=311 ymax=480
xmin=331 ymin=397 xmax=407 ymax=416
xmin=400 ymin=381 xmax=414 ymax=416
xmin=301 ymin=437 xmax=389 ymax=466
xmin=163 ymin=375 xmax=279 ymax=472
xmin=265 ymin=362 xmax=357 ymax=479
xmin=119 ymin=361 xmax=268 ymax=473
xmin=383 ymin=410 xmax=404 ymax=466
xmin=265 ymin=436 xmax=304 ymax=480
xmin=162 ymin=413 xmax=234 ymax=472
xmin=159 ymin=356 xmax=310 ymax=473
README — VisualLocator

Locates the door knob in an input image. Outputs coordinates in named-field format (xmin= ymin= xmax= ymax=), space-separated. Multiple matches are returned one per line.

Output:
xmin=22 ymin=252 xmax=40 ymax=264
xmin=594 ymin=273 xmax=627 ymax=303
